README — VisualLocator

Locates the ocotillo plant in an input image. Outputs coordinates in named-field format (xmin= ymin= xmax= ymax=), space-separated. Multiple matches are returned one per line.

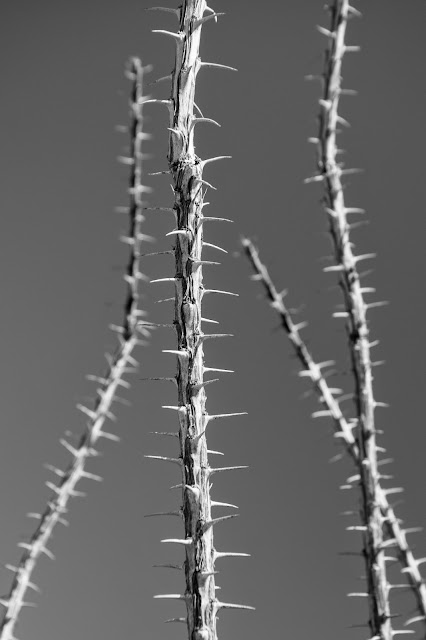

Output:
xmin=243 ymin=2 xmax=426 ymax=639
xmin=1 ymin=2 xmax=426 ymax=640
xmin=0 ymin=59 xmax=154 ymax=640
xmin=142 ymin=3 xmax=252 ymax=639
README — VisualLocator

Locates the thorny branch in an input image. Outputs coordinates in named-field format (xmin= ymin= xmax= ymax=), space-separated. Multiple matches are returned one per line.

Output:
xmin=145 ymin=3 xmax=252 ymax=639
xmin=0 ymin=58 xmax=152 ymax=640
xmin=243 ymin=237 xmax=426 ymax=636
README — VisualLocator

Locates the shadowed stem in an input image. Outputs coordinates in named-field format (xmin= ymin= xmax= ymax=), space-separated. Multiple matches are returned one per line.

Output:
xmin=242 ymin=237 xmax=426 ymax=635
xmin=0 ymin=58 xmax=152 ymax=640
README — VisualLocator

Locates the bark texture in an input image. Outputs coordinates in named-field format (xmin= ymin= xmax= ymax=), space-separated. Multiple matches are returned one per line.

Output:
xmin=243 ymin=237 xmax=426 ymax=635
xmin=148 ymin=4 xmax=252 ymax=639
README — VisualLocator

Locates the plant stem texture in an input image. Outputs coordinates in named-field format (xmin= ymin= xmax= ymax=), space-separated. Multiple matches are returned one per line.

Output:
xmin=307 ymin=2 xmax=394 ymax=637
xmin=148 ymin=3 xmax=252 ymax=639
xmin=243 ymin=237 xmax=426 ymax=635
xmin=0 ymin=58 xmax=152 ymax=640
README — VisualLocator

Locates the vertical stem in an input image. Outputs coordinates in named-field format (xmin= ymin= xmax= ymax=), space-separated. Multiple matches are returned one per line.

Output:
xmin=313 ymin=2 xmax=391 ymax=637
xmin=165 ymin=3 xmax=217 ymax=639
xmin=150 ymin=9 xmax=252 ymax=638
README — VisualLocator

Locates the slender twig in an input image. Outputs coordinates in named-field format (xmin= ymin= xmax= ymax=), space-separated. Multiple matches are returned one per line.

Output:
xmin=0 ymin=58 xmax=152 ymax=640
xmin=306 ymin=2 xmax=394 ymax=638
xmin=146 ymin=4 xmax=252 ymax=639
xmin=242 ymin=237 xmax=426 ymax=635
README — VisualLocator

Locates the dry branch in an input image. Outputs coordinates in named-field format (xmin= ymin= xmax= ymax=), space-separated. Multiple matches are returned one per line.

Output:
xmin=0 ymin=58 xmax=152 ymax=640
xmin=145 ymin=3 xmax=252 ymax=640
xmin=305 ymin=2 xmax=393 ymax=637
xmin=242 ymin=237 xmax=426 ymax=636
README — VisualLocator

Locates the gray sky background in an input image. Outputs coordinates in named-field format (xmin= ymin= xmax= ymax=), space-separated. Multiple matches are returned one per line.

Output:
xmin=1 ymin=2 xmax=426 ymax=639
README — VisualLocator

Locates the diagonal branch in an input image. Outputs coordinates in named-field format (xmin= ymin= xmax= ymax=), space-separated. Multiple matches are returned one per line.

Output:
xmin=0 ymin=58 xmax=153 ymax=640
xmin=242 ymin=237 xmax=426 ymax=635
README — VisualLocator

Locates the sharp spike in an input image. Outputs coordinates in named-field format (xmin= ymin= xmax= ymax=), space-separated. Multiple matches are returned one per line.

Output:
xmin=40 ymin=547 xmax=55 ymax=560
xmin=207 ymin=449 xmax=224 ymax=455
xmin=153 ymin=563 xmax=182 ymax=570
xmin=401 ymin=527 xmax=423 ymax=535
xmin=211 ymin=501 xmax=239 ymax=509
xmin=149 ymin=74 xmax=172 ymax=86
xmin=154 ymin=594 xmax=186 ymax=600
xmin=194 ymin=177 xmax=217 ymax=190
xmin=404 ymin=615 xmax=426 ymax=626
xmin=202 ymin=514 xmax=238 ymax=532
xmin=203 ymin=367 xmax=234 ymax=374
xmin=151 ymin=29 xmax=183 ymax=42
xmin=193 ymin=12 xmax=224 ymax=28
xmin=164 ymin=618 xmax=186 ymax=624
xmin=145 ymin=6 xmax=180 ymax=16
xmin=201 ymin=317 xmax=219 ymax=324
xmin=203 ymin=241 xmax=228 ymax=253
xmin=206 ymin=412 xmax=247 ymax=423
xmin=98 ymin=431 xmax=120 ymax=442
xmin=209 ymin=466 xmax=248 ymax=475
xmin=214 ymin=551 xmax=250 ymax=560
xmin=86 ymin=374 xmax=108 ymax=384
xmin=144 ymin=511 xmax=181 ymax=518
xmin=201 ymin=217 xmax=234 ymax=223
xmin=76 ymin=404 xmax=97 ymax=420
xmin=155 ymin=297 xmax=175 ymax=303
xmin=190 ymin=117 xmax=221 ymax=130
xmin=166 ymin=229 xmax=191 ymax=237
xmin=141 ymin=377 xmax=177 ymax=386
xmin=191 ymin=379 xmax=220 ymax=392
xmin=214 ymin=601 xmax=255 ymax=612
xmin=162 ymin=349 xmax=189 ymax=357
xmin=311 ymin=410 xmax=333 ymax=418
xmin=150 ymin=277 xmax=177 ymax=283
xmin=161 ymin=538 xmax=193 ymax=546
xmin=144 ymin=455 xmax=182 ymax=465
xmin=353 ymin=253 xmax=377 ymax=264
xmin=149 ymin=432 xmax=178 ymax=438
xmin=80 ymin=471 xmax=103 ymax=482
xmin=344 ymin=45 xmax=361 ymax=53
xmin=203 ymin=289 xmax=238 ymax=297
xmin=162 ymin=405 xmax=187 ymax=413
xmin=44 ymin=464 xmax=65 ymax=478
xmin=138 ymin=321 xmax=175 ymax=329
xmin=201 ymin=155 xmax=232 ymax=168
xmin=316 ymin=25 xmax=335 ymax=38
xmin=199 ymin=62 xmax=237 ymax=72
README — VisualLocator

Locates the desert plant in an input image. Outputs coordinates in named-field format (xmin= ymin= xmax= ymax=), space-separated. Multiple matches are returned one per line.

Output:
xmin=1 ymin=2 xmax=425 ymax=640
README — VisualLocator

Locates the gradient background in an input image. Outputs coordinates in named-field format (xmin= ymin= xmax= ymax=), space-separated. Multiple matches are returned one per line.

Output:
xmin=1 ymin=2 xmax=426 ymax=639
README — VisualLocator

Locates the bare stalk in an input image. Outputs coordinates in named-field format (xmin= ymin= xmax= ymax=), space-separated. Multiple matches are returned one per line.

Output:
xmin=0 ymin=58 xmax=152 ymax=640
xmin=243 ymin=237 xmax=426 ymax=635
xmin=145 ymin=4 xmax=252 ymax=640
xmin=304 ymin=2 xmax=395 ymax=638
